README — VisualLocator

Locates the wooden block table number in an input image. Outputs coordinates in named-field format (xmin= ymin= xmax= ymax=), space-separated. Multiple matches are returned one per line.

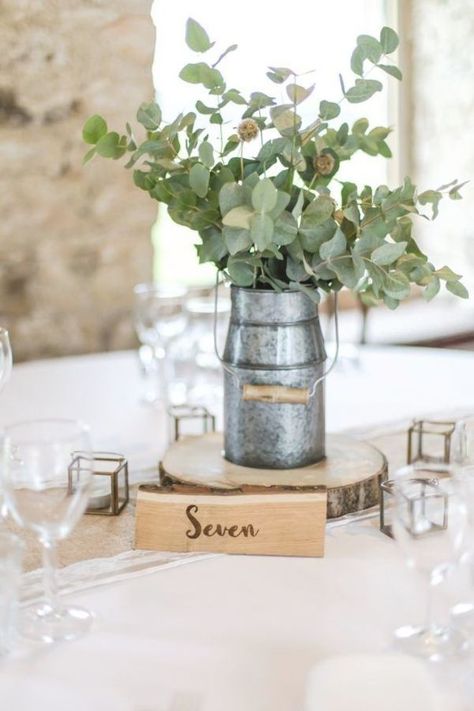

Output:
xmin=135 ymin=485 xmax=327 ymax=557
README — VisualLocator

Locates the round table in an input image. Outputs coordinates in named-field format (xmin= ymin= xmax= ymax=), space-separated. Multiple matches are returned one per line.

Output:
xmin=0 ymin=346 xmax=473 ymax=710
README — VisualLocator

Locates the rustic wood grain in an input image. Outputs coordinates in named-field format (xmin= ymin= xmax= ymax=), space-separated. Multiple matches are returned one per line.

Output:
xmin=160 ymin=433 xmax=387 ymax=519
xmin=135 ymin=486 xmax=327 ymax=557
xmin=242 ymin=384 xmax=310 ymax=405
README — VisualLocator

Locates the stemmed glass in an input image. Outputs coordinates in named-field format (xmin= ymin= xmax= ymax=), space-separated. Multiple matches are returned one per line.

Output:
xmin=1 ymin=419 xmax=93 ymax=643
xmin=0 ymin=328 xmax=13 ymax=521
xmin=391 ymin=468 xmax=468 ymax=661
xmin=0 ymin=328 xmax=12 ymax=392
xmin=133 ymin=283 xmax=187 ymax=403
xmin=450 ymin=418 xmax=474 ymax=631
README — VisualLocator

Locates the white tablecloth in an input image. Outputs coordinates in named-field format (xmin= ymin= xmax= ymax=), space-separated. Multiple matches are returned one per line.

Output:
xmin=1 ymin=346 xmax=474 ymax=710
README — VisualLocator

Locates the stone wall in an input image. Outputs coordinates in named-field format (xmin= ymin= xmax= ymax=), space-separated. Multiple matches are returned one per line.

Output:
xmin=0 ymin=0 xmax=156 ymax=361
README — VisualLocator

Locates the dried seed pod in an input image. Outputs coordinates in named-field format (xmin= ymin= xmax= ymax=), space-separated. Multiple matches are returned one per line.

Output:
xmin=313 ymin=152 xmax=337 ymax=176
xmin=238 ymin=118 xmax=259 ymax=142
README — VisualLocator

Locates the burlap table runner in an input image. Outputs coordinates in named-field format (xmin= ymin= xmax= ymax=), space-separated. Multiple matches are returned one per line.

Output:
xmin=5 ymin=486 xmax=141 ymax=573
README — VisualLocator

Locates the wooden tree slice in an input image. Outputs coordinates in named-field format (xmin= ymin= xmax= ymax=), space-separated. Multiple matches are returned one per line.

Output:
xmin=160 ymin=433 xmax=387 ymax=519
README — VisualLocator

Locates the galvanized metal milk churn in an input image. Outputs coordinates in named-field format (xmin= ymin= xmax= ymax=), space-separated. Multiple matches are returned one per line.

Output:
xmin=222 ymin=286 xmax=326 ymax=469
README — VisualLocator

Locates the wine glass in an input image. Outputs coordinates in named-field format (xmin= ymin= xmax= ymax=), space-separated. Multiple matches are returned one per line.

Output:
xmin=133 ymin=283 xmax=187 ymax=403
xmin=168 ymin=291 xmax=229 ymax=408
xmin=0 ymin=328 xmax=12 ymax=392
xmin=391 ymin=467 xmax=468 ymax=661
xmin=0 ymin=328 xmax=13 ymax=520
xmin=1 ymin=419 xmax=93 ymax=643
xmin=450 ymin=418 xmax=474 ymax=632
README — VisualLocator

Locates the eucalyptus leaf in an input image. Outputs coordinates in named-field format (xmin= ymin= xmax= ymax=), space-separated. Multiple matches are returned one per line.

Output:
xmin=303 ymin=195 xmax=334 ymax=225
xmin=185 ymin=18 xmax=214 ymax=53
xmin=287 ymin=84 xmax=314 ymax=105
xmin=198 ymin=141 xmax=214 ymax=168
xmin=330 ymin=255 xmax=360 ymax=288
xmin=345 ymin=79 xmax=383 ymax=103
xmin=196 ymin=228 xmax=228 ymax=263
xmin=380 ymin=27 xmax=399 ymax=54
xmin=267 ymin=66 xmax=293 ymax=83
xmin=320 ymin=228 xmax=347 ymax=260
xmin=418 ymin=189 xmax=442 ymax=219
xmin=221 ymin=88 xmax=247 ymax=106
xmin=219 ymin=182 xmax=244 ymax=215
xmin=195 ymin=100 xmax=215 ymax=114
xmin=343 ymin=204 xmax=360 ymax=225
xmin=227 ymin=257 xmax=255 ymax=286
xmin=252 ymin=178 xmax=278 ymax=212
xmin=250 ymin=213 xmax=274 ymax=251
xmin=270 ymin=105 xmax=301 ymax=136
xmin=377 ymin=64 xmax=402 ymax=80
xmin=300 ymin=218 xmax=337 ymax=253
xmin=189 ymin=163 xmax=210 ymax=198
xmin=352 ymin=118 xmax=369 ymax=135
xmin=336 ymin=123 xmax=349 ymax=145
xmin=213 ymin=44 xmax=238 ymax=67
xmin=357 ymin=34 xmax=383 ymax=63
xmin=319 ymin=100 xmax=341 ymax=120
xmin=223 ymin=226 xmax=252 ymax=255
xmin=351 ymin=47 xmax=364 ymax=76
xmin=272 ymin=211 xmax=298 ymax=246
xmin=95 ymin=132 xmax=126 ymax=159
xmin=382 ymin=270 xmax=411 ymax=299
xmin=82 ymin=115 xmax=107 ymax=144
xmin=423 ymin=276 xmax=440 ymax=301
xmin=82 ymin=147 xmax=96 ymax=164
xmin=383 ymin=295 xmax=399 ymax=310
xmin=222 ymin=205 xmax=254 ymax=230
xmin=137 ymin=102 xmax=162 ymax=130
xmin=446 ymin=280 xmax=469 ymax=298
xmin=371 ymin=241 xmax=407 ymax=266
xmin=434 ymin=266 xmax=462 ymax=281
xmin=269 ymin=191 xmax=291 ymax=220
xmin=179 ymin=63 xmax=224 ymax=91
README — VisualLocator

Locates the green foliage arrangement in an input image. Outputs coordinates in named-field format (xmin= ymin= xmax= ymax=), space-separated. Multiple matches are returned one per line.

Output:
xmin=83 ymin=19 xmax=468 ymax=306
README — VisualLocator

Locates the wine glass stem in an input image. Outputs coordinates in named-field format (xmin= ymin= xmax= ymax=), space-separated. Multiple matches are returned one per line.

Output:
xmin=41 ymin=538 xmax=60 ymax=611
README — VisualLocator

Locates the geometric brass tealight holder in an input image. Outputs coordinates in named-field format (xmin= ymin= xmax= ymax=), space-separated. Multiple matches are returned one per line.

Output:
xmin=380 ymin=476 xmax=447 ymax=539
xmin=407 ymin=419 xmax=456 ymax=467
xmin=69 ymin=451 xmax=129 ymax=516
xmin=168 ymin=404 xmax=216 ymax=442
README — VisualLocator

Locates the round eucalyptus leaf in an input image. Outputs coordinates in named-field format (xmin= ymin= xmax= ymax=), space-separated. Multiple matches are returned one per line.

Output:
xmin=189 ymin=163 xmax=210 ymax=198
xmin=82 ymin=115 xmax=107 ymax=145
xmin=251 ymin=178 xmax=278 ymax=213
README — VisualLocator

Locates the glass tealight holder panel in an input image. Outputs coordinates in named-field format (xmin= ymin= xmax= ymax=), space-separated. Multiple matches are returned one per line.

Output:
xmin=407 ymin=420 xmax=456 ymax=466
xmin=402 ymin=479 xmax=448 ymax=537
xmin=380 ymin=480 xmax=397 ymax=538
xmin=168 ymin=404 xmax=216 ymax=441
xmin=70 ymin=452 xmax=129 ymax=516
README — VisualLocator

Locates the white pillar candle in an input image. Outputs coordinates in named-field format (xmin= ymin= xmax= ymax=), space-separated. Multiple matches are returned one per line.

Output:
xmin=305 ymin=654 xmax=440 ymax=711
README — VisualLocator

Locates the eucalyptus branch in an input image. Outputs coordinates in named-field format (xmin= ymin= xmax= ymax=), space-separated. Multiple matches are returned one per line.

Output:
xmin=82 ymin=19 xmax=467 ymax=303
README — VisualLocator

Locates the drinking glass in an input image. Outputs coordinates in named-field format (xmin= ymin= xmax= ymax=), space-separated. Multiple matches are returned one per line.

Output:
xmin=0 ymin=328 xmax=13 ymax=519
xmin=391 ymin=469 xmax=468 ymax=660
xmin=450 ymin=418 xmax=474 ymax=631
xmin=0 ymin=532 xmax=24 ymax=655
xmin=168 ymin=291 xmax=229 ymax=408
xmin=0 ymin=328 xmax=12 ymax=392
xmin=2 ymin=419 xmax=93 ymax=643
xmin=133 ymin=283 xmax=187 ymax=403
